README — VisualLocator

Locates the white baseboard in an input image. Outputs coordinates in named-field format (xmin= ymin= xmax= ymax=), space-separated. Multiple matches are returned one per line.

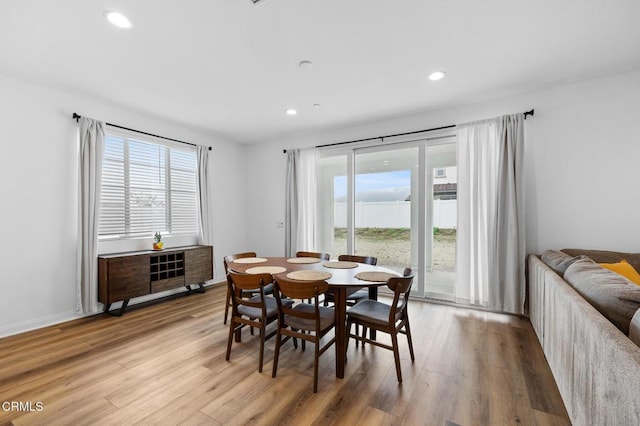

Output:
xmin=0 ymin=310 xmax=84 ymax=339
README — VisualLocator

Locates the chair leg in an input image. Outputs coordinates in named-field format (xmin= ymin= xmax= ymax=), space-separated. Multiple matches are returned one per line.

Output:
xmin=225 ymin=320 xmax=235 ymax=361
xmin=272 ymin=326 xmax=281 ymax=378
xmin=313 ymin=339 xmax=320 ymax=393
xmin=346 ymin=319 xmax=353 ymax=348
xmin=391 ymin=332 xmax=403 ymax=383
xmin=361 ymin=326 xmax=367 ymax=347
xmin=404 ymin=319 xmax=415 ymax=362
xmin=224 ymin=287 xmax=231 ymax=325
xmin=290 ymin=327 xmax=298 ymax=349
xmin=258 ymin=324 xmax=265 ymax=373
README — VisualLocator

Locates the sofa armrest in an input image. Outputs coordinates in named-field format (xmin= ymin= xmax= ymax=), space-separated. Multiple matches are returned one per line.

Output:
xmin=630 ymin=308 xmax=640 ymax=347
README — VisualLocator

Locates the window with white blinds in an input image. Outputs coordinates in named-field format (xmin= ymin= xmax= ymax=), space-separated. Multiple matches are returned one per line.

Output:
xmin=99 ymin=131 xmax=199 ymax=239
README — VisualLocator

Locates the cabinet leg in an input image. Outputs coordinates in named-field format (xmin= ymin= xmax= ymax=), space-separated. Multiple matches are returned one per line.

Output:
xmin=106 ymin=300 xmax=129 ymax=316
xmin=119 ymin=299 xmax=129 ymax=316
xmin=186 ymin=283 xmax=206 ymax=293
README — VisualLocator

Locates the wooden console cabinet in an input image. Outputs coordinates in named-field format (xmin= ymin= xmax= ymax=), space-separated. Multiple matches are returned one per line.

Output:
xmin=98 ymin=245 xmax=213 ymax=315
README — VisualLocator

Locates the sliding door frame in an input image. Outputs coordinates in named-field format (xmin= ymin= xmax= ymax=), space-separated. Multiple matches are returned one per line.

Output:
xmin=317 ymin=129 xmax=456 ymax=299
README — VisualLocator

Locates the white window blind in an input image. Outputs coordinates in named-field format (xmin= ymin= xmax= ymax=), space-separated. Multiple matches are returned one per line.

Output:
xmin=99 ymin=131 xmax=199 ymax=239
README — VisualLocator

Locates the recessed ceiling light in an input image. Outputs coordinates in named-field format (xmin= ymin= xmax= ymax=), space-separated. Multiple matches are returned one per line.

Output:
xmin=428 ymin=71 xmax=446 ymax=81
xmin=313 ymin=103 xmax=320 ymax=108
xmin=298 ymin=60 xmax=314 ymax=70
xmin=105 ymin=11 xmax=132 ymax=29
xmin=286 ymin=109 xmax=297 ymax=116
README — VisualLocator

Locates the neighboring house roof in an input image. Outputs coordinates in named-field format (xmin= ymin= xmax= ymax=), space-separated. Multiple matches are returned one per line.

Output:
xmin=433 ymin=183 xmax=457 ymax=200
xmin=434 ymin=183 xmax=457 ymax=193
xmin=405 ymin=183 xmax=458 ymax=201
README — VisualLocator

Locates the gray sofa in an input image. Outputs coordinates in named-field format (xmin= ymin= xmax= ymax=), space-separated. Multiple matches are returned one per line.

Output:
xmin=528 ymin=249 xmax=640 ymax=425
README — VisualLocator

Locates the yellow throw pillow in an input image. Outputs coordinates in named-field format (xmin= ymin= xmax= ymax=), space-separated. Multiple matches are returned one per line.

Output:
xmin=600 ymin=260 xmax=640 ymax=286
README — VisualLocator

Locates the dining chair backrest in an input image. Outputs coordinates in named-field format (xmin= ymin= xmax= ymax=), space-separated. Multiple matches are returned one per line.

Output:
xmin=386 ymin=268 xmax=415 ymax=323
xmin=274 ymin=276 xmax=328 ymax=303
xmin=224 ymin=251 xmax=258 ymax=273
xmin=228 ymin=271 xmax=272 ymax=292
xmin=273 ymin=276 xmax=329 ymax=325
xmin=296 ymin=251 xmax=330 ymax=261
xmin=337 ymin=254 xmax=377 ymax=265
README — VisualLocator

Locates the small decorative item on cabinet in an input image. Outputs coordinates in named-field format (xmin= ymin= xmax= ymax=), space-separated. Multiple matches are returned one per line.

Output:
xmin=153 ymin=232 xmax=164 ymax=250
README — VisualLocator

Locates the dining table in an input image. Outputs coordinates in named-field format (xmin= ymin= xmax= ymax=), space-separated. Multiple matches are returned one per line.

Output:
xmin=227 ymin=256 xmax=399 ymax=378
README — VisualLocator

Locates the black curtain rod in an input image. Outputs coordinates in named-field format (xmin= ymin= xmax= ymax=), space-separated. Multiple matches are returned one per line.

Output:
xmin=313 ymin=124 xmax=456 ymax=150
xmin=72 ymin=113 xmax=211 ymax=151
xmin=283 ymin=108 xmax=534 ymax=153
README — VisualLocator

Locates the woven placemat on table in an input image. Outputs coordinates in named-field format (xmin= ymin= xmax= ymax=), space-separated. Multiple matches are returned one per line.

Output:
xmin=233 ymin=257 xmax=268 ymax=264
xmin=322 ymin=261 xmax=358 ymax=269
xmin=286 ymin=257 xmax=321 ymax=264
xmin=245 ymin=266 xmax=287 ymax=275
xmin=354 ymin=271 xmax=399 ymax=282
xmin=286 ymin=270 xmax=332 ymax=281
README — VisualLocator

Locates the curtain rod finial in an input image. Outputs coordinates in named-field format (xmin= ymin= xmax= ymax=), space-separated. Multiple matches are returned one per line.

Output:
xmin=73 ymin=112 xmax=81 ymax=122
xmin=524 ymin=109 xmax=534 ymax=119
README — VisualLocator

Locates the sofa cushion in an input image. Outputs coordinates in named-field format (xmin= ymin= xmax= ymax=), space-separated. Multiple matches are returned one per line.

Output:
xmin=541 ymin=250 xmax=586 ymax=276
xmin=564 ymin=257 xmax=640 ymax=335
xmin=562 ymin=248 xmax=640 ymax=276
xmin=600 ymin=260 xmax=640 ymax=286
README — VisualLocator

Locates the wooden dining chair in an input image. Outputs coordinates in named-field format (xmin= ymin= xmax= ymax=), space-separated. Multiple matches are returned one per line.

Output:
xmin=223 ymin=252 xmax=274 ymax=325
xmin=295 ymin=251 xmax=330 ymax=260
xmin=324 ymin=254 xmax=378 ymax=307
xmin=226 ymin=271 xmax=293 ymax=373
xmin=272 ymin=276 xmax=336 ymax=393
xmin=346 ymin=268 xmax=415 ymax=383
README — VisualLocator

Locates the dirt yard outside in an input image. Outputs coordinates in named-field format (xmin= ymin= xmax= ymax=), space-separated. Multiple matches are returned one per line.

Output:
xmin=332 ymin=228 xmax=456 ymax=272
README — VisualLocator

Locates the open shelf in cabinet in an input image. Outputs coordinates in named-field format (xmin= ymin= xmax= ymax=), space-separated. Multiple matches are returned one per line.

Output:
xmin=150 ymin=252 xmax=185 ymax=281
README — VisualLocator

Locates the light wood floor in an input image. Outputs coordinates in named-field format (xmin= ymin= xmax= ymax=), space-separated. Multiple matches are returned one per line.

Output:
xmin=0 ymin=285 xmax=570 ymax=426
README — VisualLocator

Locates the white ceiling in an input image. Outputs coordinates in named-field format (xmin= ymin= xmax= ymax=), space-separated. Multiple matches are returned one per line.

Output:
xmin=1 ymin=0 xmax=639 ymax=144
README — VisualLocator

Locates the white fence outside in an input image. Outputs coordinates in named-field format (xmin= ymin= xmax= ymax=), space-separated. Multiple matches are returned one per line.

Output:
xmin=334 ymin=200 xmax=457 ymax=229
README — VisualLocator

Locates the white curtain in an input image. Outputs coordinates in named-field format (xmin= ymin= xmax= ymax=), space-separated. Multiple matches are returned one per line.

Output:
xmin=296 ymin=148 xmax=317 ymax=252
xmin=197 ymin=146 xmax=215 ymax=275
xmin=455 ymin=113 xmax=525 ymax=314
xmin=285 ymin=148 xmax=317 ymax=256
xmin=77 ymin=117 xmax=104 ymax=314
xmin=284 ymin=150 xmax=298 ymax=257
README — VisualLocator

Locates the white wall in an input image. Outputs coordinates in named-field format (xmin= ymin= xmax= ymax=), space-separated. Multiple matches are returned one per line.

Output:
xmin=0 ymin=74 xmax=249 ymax=336
xmin=245 ymin=70 xmax=640 ymax=256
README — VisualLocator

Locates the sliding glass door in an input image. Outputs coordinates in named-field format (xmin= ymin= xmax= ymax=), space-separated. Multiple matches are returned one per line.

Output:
xmin=316 ymin=154 xmax=348 ymax=259
xmin=425 ymin=143 xmax=457 ymax=299
xmin=354 ymin=147 xmax=418 ymax=266
xmin=316 ymin=135 xmax=456 ymax=300
xmin=353 ymin=146 xmax=420 ymax=293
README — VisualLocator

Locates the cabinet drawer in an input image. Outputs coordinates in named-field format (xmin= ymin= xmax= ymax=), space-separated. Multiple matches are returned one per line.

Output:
xmin=184 ymin=246 xmax=213 ymax=284
xmin=151 ymin=276 xmax=185 ymax=293
xmin=103 ymin=256 xmax=149 ymax=303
